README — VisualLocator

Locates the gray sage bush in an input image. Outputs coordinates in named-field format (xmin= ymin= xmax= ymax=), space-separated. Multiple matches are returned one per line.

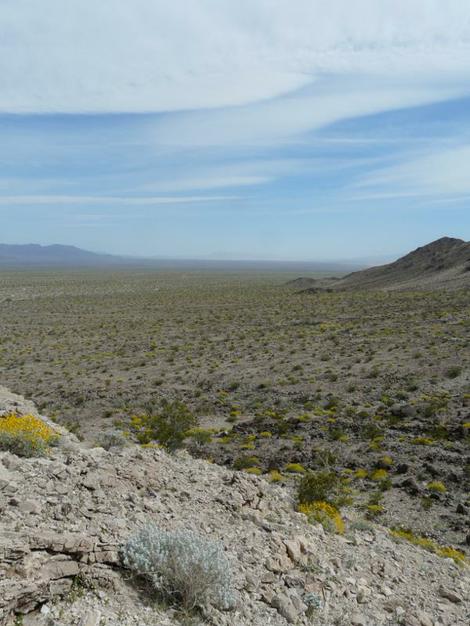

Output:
xmin=95 ymin=430 xmax=128 ymax=450
xmin=121 ymin=524 xmax=234 ymax=611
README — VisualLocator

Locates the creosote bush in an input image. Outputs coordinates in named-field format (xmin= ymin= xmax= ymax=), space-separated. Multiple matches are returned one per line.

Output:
xmin=297 ymin=470 xmax=342 ymax=506
xmin=130 ymin=400 xmax=197 ymax=451
xmin=121 ymin=524 xmax=234 ymax=611
xmin=0 ymin=413 xmax=59 ymax=457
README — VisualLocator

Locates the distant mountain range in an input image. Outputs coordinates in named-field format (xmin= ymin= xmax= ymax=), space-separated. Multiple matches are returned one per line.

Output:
xmin=288 ymin=237 xmax=470 ymax=291
xmin=0 ymin=244 xmax=123 ymax=267
xmin=0 ymin=243 xmax=362 ymax=272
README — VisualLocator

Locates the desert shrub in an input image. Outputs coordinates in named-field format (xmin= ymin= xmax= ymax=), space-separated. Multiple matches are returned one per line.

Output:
xmin=411 ymin=436 xmax=434 ymax=446
xmin=0 ymin=414 xmax=58 ymax=457
xmin=285 ymin=462 xmax=306 ymax=474
xmin=390 ymin=528 xmax=466 ymax=565
xmin=370 ymin=469 xmax=388 ymax=481
xmin=233 ymin=455 xmax=259 ymax=470
xmin=130 ymin=400 xmax=197 ymax=451
xmin=186 ymin=428 xmax=213 ymax=446
xmin=445 ymin=366 xmax=462 ymax=379
xmin=269 ymin=469 xmax=283 ymax=482
xmin=297 ymin=470 xmax=342 ymax=505
xmin=244 ymin=466 xmax=262 ymax=475
xmin=426 ymin=480 xmax=446 ymax=493
xmin=298 ymin=501 xmax=345 ymax=534
xmin=121 ymin=525 xmax=234 ymax=610
xmin=96 ymin=430 xmax=128 ymax=450
xmin=354 ymin=468 xmax=368 ymax=479
xmin=365 ymin=504 xmax=385 ymax=519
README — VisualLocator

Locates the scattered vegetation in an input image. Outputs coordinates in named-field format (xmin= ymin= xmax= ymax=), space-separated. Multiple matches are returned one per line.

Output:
xmin=0 ymin=413 xmax=58 ymax=457
xmin=390 ymin=528 xmax=466 ymax=565
xmin=0 ymin=270 xmax=468 ymax=547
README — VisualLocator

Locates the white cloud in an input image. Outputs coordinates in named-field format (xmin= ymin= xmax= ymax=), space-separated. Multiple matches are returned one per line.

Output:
xmin=355 ymin=144 xmax=470 ymax=197
xmin=141 ymin=175 xmax=272 ymax=192
xmin=1 ymin=0 xmax=470 ymax=114
xmin=149 ymin=77 xmax=465 ymax=147
xmin=0 ymin=194 xmax=235 ymax=205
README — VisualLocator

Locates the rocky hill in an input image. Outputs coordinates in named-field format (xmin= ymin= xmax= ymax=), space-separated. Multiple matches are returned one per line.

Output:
xmin=1 ymin=387 xmax=469 ymax=626
xmin=290 ymin=237 xmax=470 ymax=292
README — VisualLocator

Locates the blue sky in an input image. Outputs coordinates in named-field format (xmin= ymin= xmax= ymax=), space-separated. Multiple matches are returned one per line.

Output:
xmin=1 ymin=1 xmax=470 ymax=260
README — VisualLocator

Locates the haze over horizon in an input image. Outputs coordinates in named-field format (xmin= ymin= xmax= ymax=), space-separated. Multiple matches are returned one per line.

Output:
xmin=1 ymin=1 xmax=470 ymax=260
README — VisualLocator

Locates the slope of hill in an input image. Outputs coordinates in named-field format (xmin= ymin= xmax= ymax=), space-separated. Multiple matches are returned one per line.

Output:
xmin=1 ymin=388 xmax=469 ymax=626
xmin=0 ymin=244 xmax=122 ymax=267
xmin=291 ymin=238 xmax=470 ymax=292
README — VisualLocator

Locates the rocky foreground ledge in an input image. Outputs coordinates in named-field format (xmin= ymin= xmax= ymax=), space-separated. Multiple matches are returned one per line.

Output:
xmin=0 ymin=386 xmax=469 ymax=626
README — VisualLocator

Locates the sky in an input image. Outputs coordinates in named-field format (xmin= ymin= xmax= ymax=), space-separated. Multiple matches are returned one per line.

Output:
xmin=1 ymin=0 xmax=470 ymax=261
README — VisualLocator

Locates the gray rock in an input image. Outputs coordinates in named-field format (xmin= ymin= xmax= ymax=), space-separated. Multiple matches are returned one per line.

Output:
xmin=271 ymin=592 xmax=301 ymax=624
xmin=79 ymin=609 xmax=102 ymax=626
xmin=438 ymin=585 xmax=462 ymax=603
xmin=351 ymin=613 xmax=368 ymax=626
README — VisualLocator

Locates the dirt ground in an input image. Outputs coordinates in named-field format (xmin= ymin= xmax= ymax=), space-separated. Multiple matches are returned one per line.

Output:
xmin=0 ymin=268 xmax=469 ymax=551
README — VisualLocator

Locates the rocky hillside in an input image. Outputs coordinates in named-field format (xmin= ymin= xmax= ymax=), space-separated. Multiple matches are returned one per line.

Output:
xmin=290 ymin=237 xmax=470 ymax=292
xmin=1 ymin=387 xmax=469 ymax=626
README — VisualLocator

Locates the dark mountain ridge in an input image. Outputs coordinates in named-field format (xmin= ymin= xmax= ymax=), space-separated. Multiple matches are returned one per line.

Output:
xmin=289 ymin=237 xmax=470 ymax=292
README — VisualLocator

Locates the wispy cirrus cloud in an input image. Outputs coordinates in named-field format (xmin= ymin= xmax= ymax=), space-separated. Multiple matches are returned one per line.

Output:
xmin=354 ymin=143 xmax=470 ymax=199
xmin=0 ymin=194 xmax=236 ymax=206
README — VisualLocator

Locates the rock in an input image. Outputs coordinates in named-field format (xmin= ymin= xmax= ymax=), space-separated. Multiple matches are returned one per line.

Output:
xmin=79 ymin=609 xmax=102 ymax=626
xmin=438 ymin=585 xmax=462 ymax=603
xmin=284 ymin=539 xmax=302 ymax=563
xmin=351 ymin=612 xmax=368 ymax=626
xmin=356 ymin=587 xmax=370 ymax=604
xmin=415 ymin=609 xmax=434 ymax=626
xmin=270 ymin=592 xmax=301 ymax=624
xmin=401 ymin=477 xmax=421 ymax=495
xmin=18 ymin=500 xmax=42 ymax=515
xmin=42 ymin=555 xmax=81 ymax=580
xmin=456 ymin=502 xmax=468 ymax=515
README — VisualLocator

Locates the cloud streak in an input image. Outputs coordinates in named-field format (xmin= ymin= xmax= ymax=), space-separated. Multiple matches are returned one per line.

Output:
xmin=0 ymin=194 xmax=236 ymax=206
xmin=355 ymin=143 xmax=470 ymax=198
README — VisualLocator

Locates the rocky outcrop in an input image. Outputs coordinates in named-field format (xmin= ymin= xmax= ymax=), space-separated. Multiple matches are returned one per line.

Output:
xmin=0 ymin=386 xmax=469 ymax=625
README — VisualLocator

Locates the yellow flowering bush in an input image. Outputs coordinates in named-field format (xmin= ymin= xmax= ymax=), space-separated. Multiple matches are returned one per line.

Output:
xmin=298 ymin=501 xmax=345 ymax=535
xmin=0 ymin=413 xmax=59 ymax=457
xmin=391 ymin=529 xmax=466 ymax=565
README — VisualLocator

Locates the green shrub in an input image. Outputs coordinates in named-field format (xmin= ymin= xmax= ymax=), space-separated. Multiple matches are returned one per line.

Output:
xmin=233 ymin=455 xmax=260 ymax=470
xmin=285 ymin=463 xmax=306 ymax=474
xmin=130 ymin=400 xmax=197 ymax=451
xmin=186 ymin=428 xmax=213 ymax=445
xmin=445 ymin=366 xmax=462 ymax=379
xmin=427 ymin=480 xmax=446 ymax=493
xmin=297 ymin=470 xmax=342 ymax=506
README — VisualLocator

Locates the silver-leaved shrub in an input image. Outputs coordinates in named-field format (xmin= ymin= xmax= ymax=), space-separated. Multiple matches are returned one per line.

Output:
xmin=121 ymin=524 xmax=234 ymax=611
